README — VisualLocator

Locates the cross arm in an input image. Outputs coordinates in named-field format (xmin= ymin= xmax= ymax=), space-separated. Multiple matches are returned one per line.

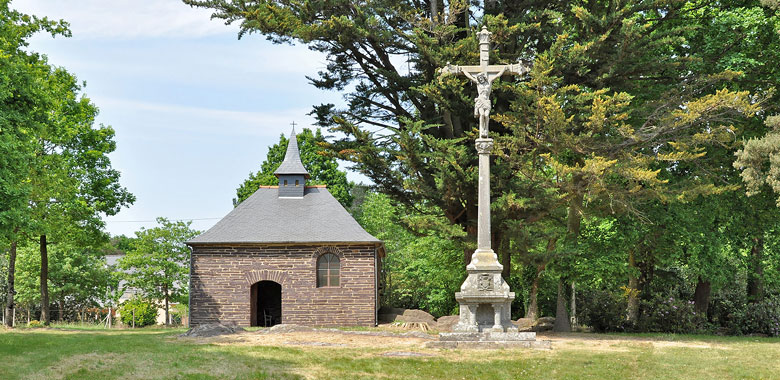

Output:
xmin=440 ymin=63 xmax=531 ymax=77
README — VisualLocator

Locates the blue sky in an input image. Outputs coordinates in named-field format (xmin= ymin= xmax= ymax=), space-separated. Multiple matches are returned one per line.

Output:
xmin=14 ymin=0 xmax=365 ymax=237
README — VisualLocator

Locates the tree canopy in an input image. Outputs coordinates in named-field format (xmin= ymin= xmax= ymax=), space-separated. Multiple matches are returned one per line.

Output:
xmin=1 ymin=1 xmax=134 ymax=326
xmin=119 ymin=218 xmax=199 ymax=325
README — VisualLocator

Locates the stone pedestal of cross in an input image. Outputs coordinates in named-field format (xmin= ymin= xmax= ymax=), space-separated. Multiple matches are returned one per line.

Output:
xmin=439 ymin=26 xmax=531 ymax=333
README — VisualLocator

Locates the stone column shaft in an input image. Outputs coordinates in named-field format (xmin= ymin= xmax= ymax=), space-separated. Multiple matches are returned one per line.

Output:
xmin=477 ymin=146 xmax=491 ymax=251
xmin=470 ymin=138 xmax=500 ymax=269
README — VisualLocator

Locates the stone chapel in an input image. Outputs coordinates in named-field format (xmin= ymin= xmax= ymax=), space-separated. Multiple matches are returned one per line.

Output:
xmin=186 ymin=129 xmax=384 ymax=327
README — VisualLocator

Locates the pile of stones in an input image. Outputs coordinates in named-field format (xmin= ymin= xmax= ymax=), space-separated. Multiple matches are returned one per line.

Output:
xmin=180 ymin=323 xmax=245 ymax=338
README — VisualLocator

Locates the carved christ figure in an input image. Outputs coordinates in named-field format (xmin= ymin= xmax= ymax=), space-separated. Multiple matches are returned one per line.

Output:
xmin=462 ymin=69 xmax=507 ymax=138
xmin=439 ymin=26 xmax=530 ymax=138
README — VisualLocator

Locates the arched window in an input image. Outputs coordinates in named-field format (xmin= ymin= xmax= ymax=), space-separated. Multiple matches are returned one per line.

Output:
xmin=317 ymin=253 xmax=340 ymax=287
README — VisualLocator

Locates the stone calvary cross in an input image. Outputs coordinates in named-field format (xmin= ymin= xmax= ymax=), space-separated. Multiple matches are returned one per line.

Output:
xmin=439 ymin=26 xmax=531 ymax=333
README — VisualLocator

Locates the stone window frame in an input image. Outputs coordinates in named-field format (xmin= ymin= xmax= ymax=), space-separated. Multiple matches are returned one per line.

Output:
xmin=314 ymin=246 xmax=342 ymax=288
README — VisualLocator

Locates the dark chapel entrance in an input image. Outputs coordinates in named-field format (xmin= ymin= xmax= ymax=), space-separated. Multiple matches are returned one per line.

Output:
xmin=250 ymin=281 xmax=282 ymax=327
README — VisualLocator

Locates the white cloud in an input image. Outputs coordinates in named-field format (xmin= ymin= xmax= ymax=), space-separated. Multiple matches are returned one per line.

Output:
xmin=13 ymin=0 xmax=239 ymax=39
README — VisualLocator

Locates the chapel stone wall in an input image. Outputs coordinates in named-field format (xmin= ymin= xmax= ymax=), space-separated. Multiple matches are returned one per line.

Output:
xmin=189 ymin=244 xmax=378 ymax=327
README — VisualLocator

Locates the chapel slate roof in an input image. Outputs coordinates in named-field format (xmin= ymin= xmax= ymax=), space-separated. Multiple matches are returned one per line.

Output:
xmin=273 ymin=128 xmax=310 ymax=178
xmin=186 ymin=186 xmax=381 ymax=245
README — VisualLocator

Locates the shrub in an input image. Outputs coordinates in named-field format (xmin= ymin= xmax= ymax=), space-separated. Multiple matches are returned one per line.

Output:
xmin=639 ymin=294 xmax=708 ymax=334
xmin=710 ymin=285 xmax=748 ymax=335
xmin=577 ymin=288 xmax=628 ymax=332
xmin=741 ymin=295 xmax=780 ymax=337
xmin=27 ymin=320 xmax=42 ymax=328
xmin=119 ymin=299 xmax=158 ymax=327
xmin=170 ymin=303 xmax=189 ymax=326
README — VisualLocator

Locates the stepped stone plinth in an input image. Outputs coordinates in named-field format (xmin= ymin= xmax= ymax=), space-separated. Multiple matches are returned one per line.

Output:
xmin=425 ymin=331 xmax=551 ymax=349
xmin=452 ymin=259 xmax=516 ymax=333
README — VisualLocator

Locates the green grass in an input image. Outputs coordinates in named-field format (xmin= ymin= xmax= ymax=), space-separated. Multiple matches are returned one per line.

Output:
xmin=1 ymin=328 xmax=779 ymax=379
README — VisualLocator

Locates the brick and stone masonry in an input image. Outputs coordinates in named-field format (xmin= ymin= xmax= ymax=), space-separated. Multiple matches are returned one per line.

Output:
xmin=189 ymin=243 xmax=379 ymax=327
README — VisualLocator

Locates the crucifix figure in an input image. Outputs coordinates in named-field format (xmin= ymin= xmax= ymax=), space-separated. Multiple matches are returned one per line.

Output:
xmin=441 ymin=26 xmax=530 ymax=138
xmin=436 ymin=26 xmax=533 ymax=334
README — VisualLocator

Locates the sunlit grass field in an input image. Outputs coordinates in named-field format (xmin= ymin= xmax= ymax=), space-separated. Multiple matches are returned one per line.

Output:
xmin=1 ymin=326 xmax=779 ymax=380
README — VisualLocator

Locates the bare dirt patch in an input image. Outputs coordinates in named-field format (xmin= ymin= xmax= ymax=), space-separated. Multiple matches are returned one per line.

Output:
xmin=179 ymin=326 xmax=731 ymax=359
xmin=211 ymin=330 xmax=432 ymax=350
xmin=539 ymin=332 xmax=730 ymax=351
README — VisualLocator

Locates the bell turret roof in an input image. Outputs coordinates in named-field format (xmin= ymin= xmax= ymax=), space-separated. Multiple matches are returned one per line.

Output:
xmin=273 ymin=128 xmax=310 ymax=179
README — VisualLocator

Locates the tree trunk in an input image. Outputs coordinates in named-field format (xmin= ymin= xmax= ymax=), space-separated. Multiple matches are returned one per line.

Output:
xmin=164 ymin=284 xmax=170 ymax=326
xmin=570 ymin=281 xmax=577 ymax=327
xmin=4 ymin=236 xmax=18 ymax=327
xmin=493 ymin=231 xmax=509 ymax=279
xmin=693 ymin=277 xmax=711 ymax=316
xmin=553 ymin=279 xmax=571 ymax=332
xmin=566 ymin=176 xmax=584 ymax=239
xmin=626 ymin=249 xmax=640 ymax=323
xmin=464 ymin=218 xmax=477 ymax=265
xmin=554 ymin=178 xmax=581 ymax=333
xmin=524 ymin=263 xmax=545 ymax=320
xmin=747 ymin=237 xmax=764 ymax=303
xmin=40 ymin=235 xmax=50 ymax=325
xmin=58 ymin=299 xmax=64 ymax=323
xmin=501 ymin=248 xmax=510 ymax=279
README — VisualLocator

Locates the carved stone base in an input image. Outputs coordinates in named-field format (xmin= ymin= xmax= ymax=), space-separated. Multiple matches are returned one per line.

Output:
xmin=452 ymin=253 xmax=516 ymax=333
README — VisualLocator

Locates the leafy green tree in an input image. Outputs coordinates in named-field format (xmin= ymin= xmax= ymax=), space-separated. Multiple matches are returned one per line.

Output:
xmin=48 ymin=244 xmax=114 ymax=322
xmin=357 ymin=192 xmax=464 ymax=316
xmin=13 ymin=243 xmax=40 ymax=323
xmin=0 ymin=0 xmax=72 ymax=327
xmin=234 ymin=128 xmax=353 ymax=207
xmin=28 ymin=64 xmax=135 ymax=324
xmin=0 ymin=2 xmax=135 ymax=325
xmin=109 ymin=235 xmax=137 ymax=255
xmin=10 ymin=238 xmax=117 ymax=323
xmin=1 ymin=2 xmax=136 ymax=327
xmin=119 ymin=218 xmax=199 ymax=325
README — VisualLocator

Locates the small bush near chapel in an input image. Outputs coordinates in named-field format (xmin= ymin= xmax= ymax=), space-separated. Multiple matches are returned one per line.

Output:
xmin=27 ymin=320 xmax=42 ymax=328
xmin=119 ymin=299 xmax=158 ymax=327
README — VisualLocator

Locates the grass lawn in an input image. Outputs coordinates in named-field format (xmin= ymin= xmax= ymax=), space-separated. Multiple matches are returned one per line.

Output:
xmin=1 ymin=326 xmax=779 ymax=380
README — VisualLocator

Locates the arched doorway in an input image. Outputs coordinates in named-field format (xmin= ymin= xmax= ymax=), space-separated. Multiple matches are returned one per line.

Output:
xmin=250 ymin=281 xmax=281 ymax=327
